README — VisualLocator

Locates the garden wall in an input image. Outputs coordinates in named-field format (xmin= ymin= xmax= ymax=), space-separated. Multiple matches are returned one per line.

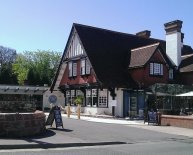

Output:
xmin=0 ymin=111 xmax=46 ymax=137
xmin=161 ymin=115 xmax=193 ymax=129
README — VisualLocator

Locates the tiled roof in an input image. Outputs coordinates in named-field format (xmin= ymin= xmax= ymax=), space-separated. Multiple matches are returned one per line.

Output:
xmin=129 ymin=43 xmax=160 ymax=68
xmin=179 ymin=54 xmax=193 ymax=72
xmin=50 ymin=23 xmax=193 ymax=91
xmin=182 ymin=45 xmax=193 ymax=56
xmin=179 ymin=46 xmax=193 ymax=72
xmin=73 ymin=23 xmax=165 ymax=88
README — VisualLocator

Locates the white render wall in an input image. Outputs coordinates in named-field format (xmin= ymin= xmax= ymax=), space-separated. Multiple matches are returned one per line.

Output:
xmin=108 ymin=89 xmax=124 ymax=117
xmin=166 ymin=32 xmax=183 ymax=66
xmin=48 ymin=89 xmax=124 ymax=117
xmin=66 ymin=89 xmax=124 ymax=117
xmin=69 ymin=106 xmax=112 ymax=116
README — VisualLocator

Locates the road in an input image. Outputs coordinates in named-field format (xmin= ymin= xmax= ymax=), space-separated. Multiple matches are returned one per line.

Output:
xmin=1 ymin=141 xmax=193 ymax=155
xmin=1 ymin=117 xmax=193 ymax=154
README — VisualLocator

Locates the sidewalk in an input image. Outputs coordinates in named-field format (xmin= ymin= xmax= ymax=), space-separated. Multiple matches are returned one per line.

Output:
xmin=61 ymin=113 xmax=193 ymax=138
xmin=66 ymin=114 xmax=193 ymax=138
xmin=0 ymin=113 xmax=193 ymax=150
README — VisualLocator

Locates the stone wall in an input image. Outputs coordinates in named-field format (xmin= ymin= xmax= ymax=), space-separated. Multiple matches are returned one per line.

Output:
xmin=0 ymin=111 xmax=46 ymax=137
xmin=161 ymin=115 xmax=193 ymax=129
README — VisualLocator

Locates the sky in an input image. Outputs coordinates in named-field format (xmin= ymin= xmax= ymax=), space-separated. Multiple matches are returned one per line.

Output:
xmin=0 ymin=0 xmax=193 ymax=53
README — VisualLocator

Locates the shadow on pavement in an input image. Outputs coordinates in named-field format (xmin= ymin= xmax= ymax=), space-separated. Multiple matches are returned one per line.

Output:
xmin=48 ymin=127 xmax=73 ymax=132
xmin=28 ymin=129 xmax=56 ymax=139
xmin=0 ymin=129 xmax=56 ymax=140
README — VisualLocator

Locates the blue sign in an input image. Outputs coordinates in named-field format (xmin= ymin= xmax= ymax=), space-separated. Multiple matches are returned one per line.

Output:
xmin=49 ymin=95 xmax=57 ymax=103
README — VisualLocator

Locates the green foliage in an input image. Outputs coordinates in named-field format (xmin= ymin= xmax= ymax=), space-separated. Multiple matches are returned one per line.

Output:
xmin=12 ymin=54 xmax=29 ymax=85
xmin=0 ymin=64 xmax=18 ymax=84
xmin=0 ymin=46 xmax=17 ymax=84
xmin=12 ymin=50 xmax=61 ymax=86
xmin=74 ymin=95 xmax=84 ymax=105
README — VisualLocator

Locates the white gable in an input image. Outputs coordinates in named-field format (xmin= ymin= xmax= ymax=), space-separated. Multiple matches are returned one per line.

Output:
xmin=65 ymin=31 xmax=84 ymax=59
xmin=53 ymin=30 xmax=85 ymax=90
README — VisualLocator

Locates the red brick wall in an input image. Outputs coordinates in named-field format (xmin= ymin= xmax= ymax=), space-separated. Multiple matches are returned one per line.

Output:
xmin=0 ymin=111 xmax=46 ymax=137
xmin=161 ymin=115 xmax=193 ymax=129
xmin=129 ymin=49 xmax=169 ymax=88
xmin=60 ymin=60 xmax=97 ymax=86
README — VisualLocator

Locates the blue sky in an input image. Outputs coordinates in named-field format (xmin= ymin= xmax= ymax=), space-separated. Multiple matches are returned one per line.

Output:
xmin=0 ymin=0 xmax=193 ymax=53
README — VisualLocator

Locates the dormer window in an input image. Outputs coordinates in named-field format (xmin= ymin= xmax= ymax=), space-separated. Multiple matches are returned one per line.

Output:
xmin=81 ymin=58 xmax=91 ymax=75
xmin=68 ymin=62 xmax=72 ymax=77
xmin=73 ymin=62 xmax=77 ymax=76
xmin=81 ymin=59 xmax=86 ymax=75
xmin=86 ymin=59 xmax=91 ymax=74
xmin=68 ymin=61 xmax=77 ymax=77
xmin=150 ymin=63 xmax=163 ymax=76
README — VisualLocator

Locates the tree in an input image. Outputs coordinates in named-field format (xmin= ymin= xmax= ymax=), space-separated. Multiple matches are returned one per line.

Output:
xmin=0 ymin=46 xmax=16 ymax=66
xmin=12 ymin=53 xmax=30 ymax=85
xmin=0 ymin=46 xmax=17 ymax=84
xmin=13 ymin=50 xmax=61 ymax=86
xmin=0 ymin=64 xmax=18 ymax=84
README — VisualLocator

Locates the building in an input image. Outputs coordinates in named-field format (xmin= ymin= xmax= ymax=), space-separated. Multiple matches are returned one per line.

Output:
xmin=51 ymin=20 xmax=193 ymax=117
xmin=0 ymin=85 xmax=49 ymax=112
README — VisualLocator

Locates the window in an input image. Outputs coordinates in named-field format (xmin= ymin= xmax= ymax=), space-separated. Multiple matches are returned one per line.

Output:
xmin=86 ymin=89 xmax=91 ymax=106
xmin=72 ymin=62 xmax=77 ymax=76
xmin=86 ymin=59 xmax=91 ymax=74
xmin=81 ymin=59 xmax=91 ymax=75
xmin=81 ymin=59 xmax=86 ymax=75
xmin=98 ymin=89 xmax=108 ymax=107
xmin=85 ymin=89 xmax=98 ymax=107
xmin=68 ymin=62 xmax=72 ymax=77
xmin=71 ymin=90 xmax=75 ymax=106
xmin=68 ymin=61 xmax=77 ymax=77
xmin=76 ymin=90 xmax=85 ymax=106
xmin=169 ymin=69 xmax=173 ymax=80
xmin=92 ymin=89 xmax=98 ymax=107
xmin=66 ymin=90 xmax=71 ymax=105
xmin=150 ymin=63 xmax=163 ymax=76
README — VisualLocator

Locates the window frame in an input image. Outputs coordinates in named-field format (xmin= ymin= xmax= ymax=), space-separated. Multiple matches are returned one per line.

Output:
xmin=72 ymin=62 xmax=77 ymax=77
xmin=98 ymin=89 xmax=108 ymax=108
xmin=68 ymin=61 xmax=77 ymax=77
xmin=85 ymin=59 xmax=91 ymax=75
xmin=81 ymin=59 xmax=86 ymax=75
xmin=68 ymin=62 xmax=73 ymax=77
xmin=149 ymin=62 xmax=163 ymax=76
xmin=81 ymin=58 xmax=91 ymax=76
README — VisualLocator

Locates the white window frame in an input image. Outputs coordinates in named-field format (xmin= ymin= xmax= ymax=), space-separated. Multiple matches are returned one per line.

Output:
xmin=68 ymin=62 xmax=72 ymax=77
xmin=98 ymin=89 xmax=108 ymax=108
xmin=86 ymin=59 xmax=91 ymax=75
xmin=70 ymin=90 xmax=75 ymax=106
xmin=150 ymin=63 xmax=163 ymax=76
xmin=81 ymin=59 xmax=86 ymax=75
xmin=72 ymin=62 xmax=77 ymax=76
xmin=86 ymin=89 xmax=91 ymax=106
xmin=92 ymin=89 xmax=97 ymax=107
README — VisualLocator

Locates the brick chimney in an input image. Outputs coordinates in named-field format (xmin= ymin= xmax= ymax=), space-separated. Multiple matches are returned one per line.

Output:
xmin=164 ymin=20 xmax=183 ymax=67
xmin=136 ymin=30 xmax=151 ymax=38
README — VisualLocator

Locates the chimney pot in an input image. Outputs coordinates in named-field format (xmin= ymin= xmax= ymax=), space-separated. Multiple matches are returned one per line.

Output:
xmin=164 ymin=20 xmax=183 ymax=34
xmin=136 ymin=30 xmax=151 ymax=38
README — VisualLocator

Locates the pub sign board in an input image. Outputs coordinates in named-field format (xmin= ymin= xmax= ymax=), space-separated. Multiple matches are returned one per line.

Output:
xmin=46 ymin=106 xmax=63 ymax=128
